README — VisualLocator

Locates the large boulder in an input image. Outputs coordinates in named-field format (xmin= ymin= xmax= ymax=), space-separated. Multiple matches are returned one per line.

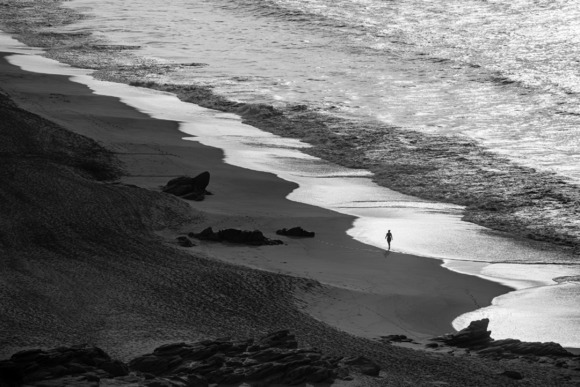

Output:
xmin=162 ymin=172 xmax=211 ymax=201
xmin=432 ymin=318 xmax=492 ymax=348
xmin=431 ymin=319 xmax=576 ymax=362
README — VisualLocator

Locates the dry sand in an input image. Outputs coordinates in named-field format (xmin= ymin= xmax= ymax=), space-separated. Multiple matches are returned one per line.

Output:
xmin=0 ymin=53 xmax=575 ymax=386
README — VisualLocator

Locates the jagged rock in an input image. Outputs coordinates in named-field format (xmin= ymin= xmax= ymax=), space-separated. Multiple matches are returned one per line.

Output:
xmin=0 ymin=345 xmax=122 ymax=385
xmin=432 ymin=319 xmax=492 ymax=348
xmin=1 ymin=332 xmax=360 ymax=387
xmin=176 ymin=236 xmax=195 ymax=247
xmin=432 ymin=319 xmax=576 ymax=366
xmin=162 ymin=172 xmax=211 ymax=201
xmin=276 ymin=227 xmax=315 ymax=238
xmin=129 ymin=355 xmax=182 ymax=375
xmin=191 ymin=227 xmax=283 ymax=246
xmin=341 ymin=356 xmax=381 ymax=376
xmin=98 ymin=359 xmax=128 ymax=377
xmin=257 ymin=330 xmax=298 ymax=349
xmin=479 ymin=339 xmax=574 ymax=357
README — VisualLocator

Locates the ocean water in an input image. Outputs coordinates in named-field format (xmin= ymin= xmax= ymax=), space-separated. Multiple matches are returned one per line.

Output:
xmin=1 ymin=0 xmax=579 ymax=346
xmin=62 ymin=0 xmax=580 ymax=180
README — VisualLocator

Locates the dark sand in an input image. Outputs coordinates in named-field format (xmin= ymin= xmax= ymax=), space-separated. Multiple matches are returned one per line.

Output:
xmin=0 ymin=53 xmax=576 ymax=385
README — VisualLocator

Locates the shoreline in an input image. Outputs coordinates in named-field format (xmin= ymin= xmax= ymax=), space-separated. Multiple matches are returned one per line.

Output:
xmin=1 ymin=0 xmax=579 ymax=253
xmin=0 ymin=50 xmax=511 ymax=341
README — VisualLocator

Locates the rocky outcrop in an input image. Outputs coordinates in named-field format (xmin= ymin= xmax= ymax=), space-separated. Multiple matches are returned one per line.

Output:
xmin=128 ymin=330 xmax=372 ymax=385
xmin=431 ymin=319 xmax=579 ymax=367
xmin=432 ymin=319 xmax=492 ymax=348
xmin=190 ymin=227 xmax=283 ymax=246
xmin=162 ymin=172 xmax=211 ymax=201
xmin=0 ymin=331 xmax=381 ymax=386
xmin=0 ymin=345 xmax=128 ymax=386
xmin=276 ymin=227 xmax=315 ymax=238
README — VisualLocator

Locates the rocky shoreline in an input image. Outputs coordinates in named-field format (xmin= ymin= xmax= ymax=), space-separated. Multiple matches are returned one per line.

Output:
xmin=2 ymin=326 xmax=578 ymax=386
xmin=0 ymin=331 xmax=381 ymax=386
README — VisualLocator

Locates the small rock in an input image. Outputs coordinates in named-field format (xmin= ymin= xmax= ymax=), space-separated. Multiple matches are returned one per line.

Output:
xmin=276 ymin=227 xmax=315 ymax=238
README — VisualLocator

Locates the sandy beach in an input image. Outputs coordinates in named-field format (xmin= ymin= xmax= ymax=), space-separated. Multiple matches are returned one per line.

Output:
xmin=1 ymin=51 xmax=578 ymax=386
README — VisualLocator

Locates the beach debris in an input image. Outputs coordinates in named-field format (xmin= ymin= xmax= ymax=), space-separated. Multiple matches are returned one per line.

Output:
xmin=276 ymin=227 xmax=315 ymax=238
xmin=162 ymin=172 xmax=211 ymax=201
xmin=190 ymin=227 xmax=283 ymax=246
xmin=0 ymin=331 xmax=381 ymax=386
xmin=176 ymin=236 xmax=195 ymax=247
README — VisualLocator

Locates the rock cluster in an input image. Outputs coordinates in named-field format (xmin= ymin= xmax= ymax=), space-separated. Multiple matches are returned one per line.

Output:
xmin=276 ymin=227 xmax=315 ymax=238
xmin=190 ymin=227 xmax=283 ymax=246
xmin=0 ymin=344 xmax=128 ymax=387
xmin=431 ymin=319 xmax=492 ymax=348
xmin=0 ymin=331 xmax=381 ymax=387
xmin=431 ymin=319 xmax=579 ymax=368
xmin=162 ymin=172 xmax=211 ymax=201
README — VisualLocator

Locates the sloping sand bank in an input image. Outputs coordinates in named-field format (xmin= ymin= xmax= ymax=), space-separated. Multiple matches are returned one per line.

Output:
xmin=0 ymin=54 xmax=575 ymax=385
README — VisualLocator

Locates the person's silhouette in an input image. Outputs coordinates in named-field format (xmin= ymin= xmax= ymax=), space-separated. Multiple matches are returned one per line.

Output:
xmin=385 ymin=230 xmax=393 ymax=250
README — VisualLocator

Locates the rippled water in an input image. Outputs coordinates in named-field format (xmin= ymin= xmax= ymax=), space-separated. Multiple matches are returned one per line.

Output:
xmin=63 ymin=0 xmax=580 ymax=180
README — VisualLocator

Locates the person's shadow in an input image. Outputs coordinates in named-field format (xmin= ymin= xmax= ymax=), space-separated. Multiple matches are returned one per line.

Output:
xmin=383 ymin=250 xmax=391 ymax=258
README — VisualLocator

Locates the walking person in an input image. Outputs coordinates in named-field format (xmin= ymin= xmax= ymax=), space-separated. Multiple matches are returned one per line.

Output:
xmin=385 ymin=229 xmax=393 ymax=250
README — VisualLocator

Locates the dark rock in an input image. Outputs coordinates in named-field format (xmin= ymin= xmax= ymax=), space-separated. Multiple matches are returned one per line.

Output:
xmin=191 ymin=227 xmax=283 ymax=246
xmin=501 ymin=370 xmax=524 ymax=380
xmin=185 ymin=374 xmax=209 ymax=387
xmin=98 ymin=359 xmax=128 ymax=377
xmin=432 ymin=319 xmax=576 ymax=369
xmin=425 ymin=343 xmax=439 ymax=349
xmin=0 ymin=362 xmax=23 ymax=387
xmin=276 ymin=227 xmax=315 ymax=238
xmin=129 ymin=354 xmax=182 ymax=375
xmin=176 ymin=236 xmax=195 ymax=247
xmin=480 ymin=339 xmax=574 ymax=357
xmin=258 ymin=330 xmax=298 ymax=349
xmin=341 ymin=356 xmax=380 ymax=376
xmin=381 ymin=334 xmax=412 ymax=343
xmin=2 ymin=332 xmax=347 ymax=387
xmin=162 ymin=172 xmax=210 ymax=201
xmin=432 ymin=319 xmax=492 ymax=348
